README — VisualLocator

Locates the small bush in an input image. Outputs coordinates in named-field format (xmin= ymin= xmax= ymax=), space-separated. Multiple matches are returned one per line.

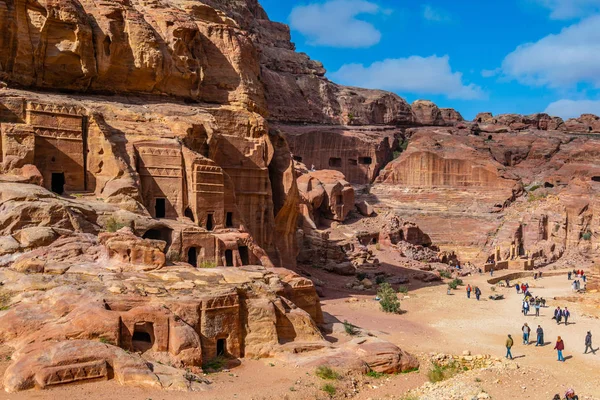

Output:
xmin=397 ymin=285 xmax=409 ymax=294
xmin=427 ymin=362 xmax=459 ymax=383
xmin=375 ymin=275 xmax=386 ymax=285
xmin=315 ymin=366 xmax=341 ymax=380
xmin=554 ymin=223 xmax=561 ymax=232
xmin=322 ymin=383 xmax=337 ymax=397
xmin=528 ymin=192 xmax=548 ymax=202
xmin=202 ymin=355 xmax=227 ymax=372
xmin=378 ymin=283 xmax=401 ymax=313
xmin=401 ymin=367 xmax=419 ymax=374
xmin=198 ymin=261 xmax=217 ymax=269
xmin=343 ymin=320 xmax=359 ymax=336
xmin=452 ymin=278 xmax=463 ymax=286
xmin=439 ymin=270 xmax=452 ymax=279
xmin=528 ymin=184 xmax=542 ymax=192
xmin=366 ymin=370 xmax=386 ymax=378
xmin=582 ymin=231 xmax=592 ymax=241
xmin=356 ymin=272 xmax=367 ymax=281
xmin=400 ymin=395 xmax=420 ymax=400
xmin=105 ymin=217 xmax=127 ymax=232
xmin=375 ymin=243 xmax=381 ymax=251
xmin=98 ymin=337 xmax=111 ymax=344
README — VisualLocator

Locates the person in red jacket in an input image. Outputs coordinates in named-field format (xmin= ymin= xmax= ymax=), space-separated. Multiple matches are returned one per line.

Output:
xmin=466 ymin=284 xmax=472 ymax=299
xmin=554 ymin=336 xmax=565 ymax=362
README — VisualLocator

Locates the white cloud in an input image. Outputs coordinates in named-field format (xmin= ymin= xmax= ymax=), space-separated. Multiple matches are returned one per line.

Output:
xmin=501 ymin=15 xmax=600 ymax=88
xmin=481 ymin=68 xmax=501 ymax=78
xmin=533 ymin=0 xmax=600 ymax=20
xmin=545 ymin=99 xmax=600 ymax=119
xmin=330 ymin=55 xmax=484 ymax=100
xmin=289 ymin=0 xmax=383 ymax=48
xmin=422 ymin=5 xmax=453 ymax=23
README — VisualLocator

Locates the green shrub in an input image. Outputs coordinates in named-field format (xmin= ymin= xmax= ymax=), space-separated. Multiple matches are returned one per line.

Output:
xmin=198 ymin=261 xmax=217 ymax=269
xmin=528 ymin=192 xmax=548 ymax=202
xmin=378 ymin=283 xmax=401 ymax=313
xmin=427 ymin=362 xmax=459 ymax=383
xmin=447 ymin=278 xmax=463 ymax=290
xmin=401 ymin=367 xmax=419 ymax=374
xmin=322 ymin=383 xmax=337 ymax=396
xmin=202 ymin=355 xmax=227 ymax=372
xmin=452 ymin=278 xmax=463 ymax=286
xmin=98 ymin=337 xmax=111 ymax=344
xmin=397 ymin=285 xmax=409 ymax=294
xmin=439 ymin=270 xmax=452 ymax=279
xmin=105 ymin=217 xmax=127 ymax=232
xmin=375 ymin=275 xmax=386 ymax=285
xmin=528 ymin=184 xmax=542 ymax=192
xmin=343 ymin=320 xmax=358 ymax=336
xmin=315 ymin=366 xmax=341 ymax=380
xmin=366 ymin=370 xmax=386 ymax=378
xmin=582 ymin=231 xmax=592 ymax=241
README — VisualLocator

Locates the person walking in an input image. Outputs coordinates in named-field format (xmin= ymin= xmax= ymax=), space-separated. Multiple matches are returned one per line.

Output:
xmin=523 ymin=300 xmax=530 ymax=316
xmin=555 ymin=307 xmax=562 ymax=324
xmin=535 ymin=301 xmax=541 ymax=317
xmin=522 ymin=323 xmax=531 ymax=345
xmin=536 ymin=325 xmax=544 ymax=346
xmin=554 ymin=336 xmax=565 ymax=361
xmin=506 ymin=334 xmax=514 ymax=359
xmin=515 ymin=283 xmax=520 ymax=294
xmin=584 ymin=331 xmax=594 ymax=354
xmin=568 ymin=271 xmax=572 ymax=280
xmin=475 ymin=286 xmax=482 ymax=301
xmin=563 ymin=307 xmax=571 ymax=325
xmin=466 ymin=284 xmax=472 ymax=299
xmin=490 ymin=267 xmax=494 ymax=277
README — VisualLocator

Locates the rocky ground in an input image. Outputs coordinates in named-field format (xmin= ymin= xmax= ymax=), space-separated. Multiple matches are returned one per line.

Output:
xmin=1 ymin=252 xmax=598 ymax=399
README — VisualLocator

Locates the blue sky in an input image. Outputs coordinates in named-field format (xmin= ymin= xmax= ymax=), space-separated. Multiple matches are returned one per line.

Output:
xmin=259 ymin=0 xmax=600 ymax=120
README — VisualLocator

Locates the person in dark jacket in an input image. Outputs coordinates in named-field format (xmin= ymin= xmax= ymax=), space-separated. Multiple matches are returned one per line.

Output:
xmin=466 ymin=284 xmax=472 ymax=298
xmin=563 ymin=307 xmax=571 ymax=325
xmin=554 ymin=307 xmax=562 ymax=324
xmin=584 ymin=331 xmax=594 ymax=354
xmin=554 ymin=336 xmax=565 ymax=361
xmin=536 ymin=325 xmax=544 ymax=346
xmin=475 ymin=286 xmax=482 ymax=301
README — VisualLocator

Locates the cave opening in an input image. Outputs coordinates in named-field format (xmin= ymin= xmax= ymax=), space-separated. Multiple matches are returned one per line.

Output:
xmin=225 ymin=249 xmax=234 ymax=266
xmin=239 ymin=246 xmax=249 ymax=265
xmin=155 ymin=198 xmax=166 ymax=218
xmin=51 ymin=172 xmax=65 ymax=195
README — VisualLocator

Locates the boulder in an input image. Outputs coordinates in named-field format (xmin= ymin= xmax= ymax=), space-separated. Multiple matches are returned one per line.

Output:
xmin=356 ymin=200 xmax=375 ymax=216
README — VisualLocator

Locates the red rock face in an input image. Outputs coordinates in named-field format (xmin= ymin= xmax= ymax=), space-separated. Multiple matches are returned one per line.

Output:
xmin=376 ymin=125 xmax=600 ymax=262
xmin=282 ymin=124 xmax=400 ymax=184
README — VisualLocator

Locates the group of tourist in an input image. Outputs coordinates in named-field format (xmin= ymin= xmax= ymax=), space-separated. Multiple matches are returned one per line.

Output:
xmin=552 ymin=306 xmax=571 ymax=325
xmin=568 ymin=269 xmax=587 ymax=292
xmin=505 ymin=270 xmax=596 ymax=367
xmin=465 ymin=284 xmax=482 ymax=300
xmin=507 ymin=331 xmax=588 ymax=362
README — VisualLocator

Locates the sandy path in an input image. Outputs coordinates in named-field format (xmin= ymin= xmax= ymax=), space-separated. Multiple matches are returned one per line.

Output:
xmin=321 ymin=272 xmax=600 ymax=399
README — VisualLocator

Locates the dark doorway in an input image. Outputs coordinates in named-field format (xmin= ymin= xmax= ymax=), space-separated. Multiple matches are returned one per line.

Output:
xmin=292 ymin=155 xmax=302 ymax=162
xmin=329 ymin=157 xmax=342 ymax=167
xmin=226 ymin=212 xmax=233 ymax=227
xmin=206 ymin=213 xmax=214 ymax=231
xmin=592 ymin=176 xmax=600 ymax=182
xmin=225 ymin=249 xmax=234 ymax=266
xmin=185 ymin=207 xmax=195 ymax=222
xmin=188 ymin=247 xmax=198 ymax=267
xmin=132 ymin=322 xmax=154 ymax=353
xmin=217 ymin=338 xmax=226 ymax=356
xmin=336 ymin=194 xmax=343 ymax=204
xmin=51 ymin=172 xmax=65 ymax=194
xmin=239 ymin=246 xmax=249 ymax=266
xmin=358 ymin=156 xmax=372 ymax=165
xmin=142 ymin=227 xmax=173 ymax=253
xmin=155 ymin=198 xmax=166 ymax=218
